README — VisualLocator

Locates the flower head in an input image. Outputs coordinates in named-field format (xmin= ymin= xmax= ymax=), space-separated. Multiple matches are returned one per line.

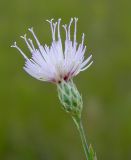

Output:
xmin=11 ymin=18 xmax=93 ymax=83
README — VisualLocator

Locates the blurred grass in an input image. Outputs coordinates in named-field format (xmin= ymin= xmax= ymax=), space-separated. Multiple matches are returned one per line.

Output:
xmin=0 ymin=0 xmax=131 ymax=159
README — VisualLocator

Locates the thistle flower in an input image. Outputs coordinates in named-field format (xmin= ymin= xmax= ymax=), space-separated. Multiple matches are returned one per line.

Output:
xmin=11 ymin=18 xmax=93 ymax=83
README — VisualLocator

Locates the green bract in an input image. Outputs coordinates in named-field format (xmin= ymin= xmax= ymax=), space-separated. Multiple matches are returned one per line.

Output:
xmin=57 ymin=80 xmax=83 ymax=117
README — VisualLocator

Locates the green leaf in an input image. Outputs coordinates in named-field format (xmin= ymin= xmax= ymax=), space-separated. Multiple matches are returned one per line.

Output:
xmin=89 ymin=144 xmax=97 ymax=160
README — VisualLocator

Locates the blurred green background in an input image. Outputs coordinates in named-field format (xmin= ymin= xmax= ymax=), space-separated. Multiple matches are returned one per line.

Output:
xmin=0 ymin=0 xmax=131 ymax=159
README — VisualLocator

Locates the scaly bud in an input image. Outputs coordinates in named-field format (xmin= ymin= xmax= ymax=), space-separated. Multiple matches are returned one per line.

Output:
xmin=57 ymin=80 xmax=83 ymax=118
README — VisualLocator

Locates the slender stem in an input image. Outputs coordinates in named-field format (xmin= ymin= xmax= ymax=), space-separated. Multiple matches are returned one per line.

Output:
xmin=78 ymin=121 xmax=90 ymax=159
xmin=72 ymin=116 xmax=90 ymax=160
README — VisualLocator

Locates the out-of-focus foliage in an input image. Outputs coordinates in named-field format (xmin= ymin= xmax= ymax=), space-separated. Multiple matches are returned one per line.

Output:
xmin=0 ymin=0 xmax=131 ymax=159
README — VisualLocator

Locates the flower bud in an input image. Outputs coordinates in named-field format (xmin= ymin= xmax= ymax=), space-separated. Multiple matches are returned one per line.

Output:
xmin=57 ymin=80 xmax=83 ymax=118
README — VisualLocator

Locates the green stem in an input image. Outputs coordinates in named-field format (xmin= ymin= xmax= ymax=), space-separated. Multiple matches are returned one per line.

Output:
xmin=72 ymin=116 xmax=90 ymax=160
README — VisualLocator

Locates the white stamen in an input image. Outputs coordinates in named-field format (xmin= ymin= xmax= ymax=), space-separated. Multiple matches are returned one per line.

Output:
xmin=58 ymin=18 xmax=61 ymax=40
xmin=68 ymin=18 xmax=73 ymax=40
xmin=11 ymin=42 xmax=28 ymax=60
xmin=28 ymin=38 xmax=35 ymax=51
xmin=62 ymin=24 xmax=68 ymax=40
xmin=53 ymin=22 xmax=57 ymax=41
xmin=81 ymin=33 xmax=85 ymax=46
xmin=28 ymin=27 xmax=41 ymax=47
xmin=81 ymin=61 xmax=93 ymax=71
xmin=20 ymin=34 xmax=33 ymax=53
xmin=46 ymin=19 xmax=55 ymax=41
xmin=81 ymin=55 xmax=92 ymax=69
xmin=74 ymin=17 xmax=78 ymax=44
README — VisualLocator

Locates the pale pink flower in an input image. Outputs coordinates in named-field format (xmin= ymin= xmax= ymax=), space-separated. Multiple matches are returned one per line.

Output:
xmin=11 ymin=18 xmax=93 ymax=83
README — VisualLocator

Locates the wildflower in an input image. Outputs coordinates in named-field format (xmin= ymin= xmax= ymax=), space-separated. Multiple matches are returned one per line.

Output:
xmin=11 ymin=18 xmax=93 ymax=83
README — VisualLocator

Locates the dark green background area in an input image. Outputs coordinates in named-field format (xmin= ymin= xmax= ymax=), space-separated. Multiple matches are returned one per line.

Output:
xmin=0 ymin=0 xmax=131 ymax=159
